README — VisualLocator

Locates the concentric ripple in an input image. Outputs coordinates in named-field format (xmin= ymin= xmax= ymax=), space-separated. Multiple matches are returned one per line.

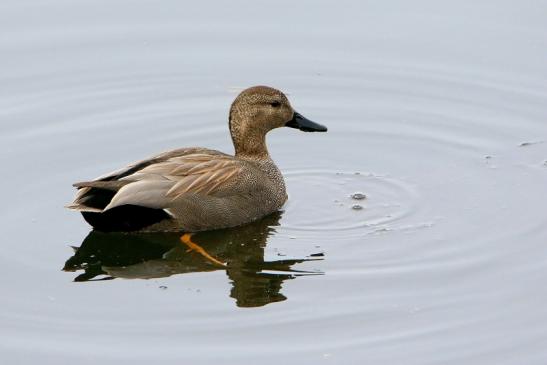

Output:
xmin=279 ymin=170 xmax=421 ymax=237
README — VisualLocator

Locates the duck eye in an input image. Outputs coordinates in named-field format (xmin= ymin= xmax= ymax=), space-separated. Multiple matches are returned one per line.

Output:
xmin=270 ymin=101 xmax=281 ymax=108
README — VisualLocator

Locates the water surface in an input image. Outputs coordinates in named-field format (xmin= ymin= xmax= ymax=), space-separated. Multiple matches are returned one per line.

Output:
xmin=1 ymin=1 xmax=547 ymax=364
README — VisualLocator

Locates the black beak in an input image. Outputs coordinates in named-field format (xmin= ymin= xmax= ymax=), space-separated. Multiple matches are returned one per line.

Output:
xmin=285 ymin=112 xmax=327 ymax=132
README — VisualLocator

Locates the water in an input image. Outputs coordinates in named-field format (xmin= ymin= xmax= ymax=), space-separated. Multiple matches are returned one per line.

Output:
xmin=2 ymin=0 xmax=547 ymax=363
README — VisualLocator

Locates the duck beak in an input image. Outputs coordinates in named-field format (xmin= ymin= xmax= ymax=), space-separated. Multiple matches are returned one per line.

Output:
xmin=286 ymin=112 xmax=327 ymax=132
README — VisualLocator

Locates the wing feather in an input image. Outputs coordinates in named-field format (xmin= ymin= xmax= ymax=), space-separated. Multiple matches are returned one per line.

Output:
xmin=99 ymin=152 xmax=243 ymax=210
xmin=104 ymin=180 xmax=174 ymax=211
xmin=165 ymin=164 xmax=242 ymax=198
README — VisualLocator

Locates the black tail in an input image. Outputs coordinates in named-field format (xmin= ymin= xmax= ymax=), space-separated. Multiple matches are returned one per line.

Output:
xmin=78 ymin=187 xmax=170 ymax=232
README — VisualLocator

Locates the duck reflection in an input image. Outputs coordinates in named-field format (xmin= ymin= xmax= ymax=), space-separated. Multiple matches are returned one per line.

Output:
xmin=63 ymin=212 xmax=323 ymax=307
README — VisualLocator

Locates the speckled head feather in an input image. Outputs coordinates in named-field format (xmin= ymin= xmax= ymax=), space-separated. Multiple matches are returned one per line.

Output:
xmin=229 ymin=86 xmax=294 ymax=158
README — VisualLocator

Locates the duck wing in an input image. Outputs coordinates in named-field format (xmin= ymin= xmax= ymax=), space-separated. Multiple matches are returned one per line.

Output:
xmin=89 ymin=147 xmax=227 ymax=182
xmin=102 ymin=154 xmax=242 ymax=211
xmin=68 ymin=148 xmax=243 ymax=214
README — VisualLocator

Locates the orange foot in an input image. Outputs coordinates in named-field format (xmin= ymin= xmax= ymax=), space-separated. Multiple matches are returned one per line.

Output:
xmin=180 ymin=233 xmax=226 ymax=267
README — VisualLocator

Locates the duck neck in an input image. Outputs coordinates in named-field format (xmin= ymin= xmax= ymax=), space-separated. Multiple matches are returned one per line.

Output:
xmin=230 ymin=117 xmax=271 ymax=161
xmin=230 ymin=121 xmax=286 ymax=198
xmin=233 ymin=134 xmax=270 ymax=160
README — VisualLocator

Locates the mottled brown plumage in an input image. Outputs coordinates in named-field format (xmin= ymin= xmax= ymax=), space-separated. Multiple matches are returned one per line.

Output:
xmin=67 ymin=86 xmax=327 ymax=232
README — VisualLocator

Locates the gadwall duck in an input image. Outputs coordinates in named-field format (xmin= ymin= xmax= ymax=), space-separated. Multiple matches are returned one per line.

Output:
xmin=67 ymin=86 xmax=327 ymax=233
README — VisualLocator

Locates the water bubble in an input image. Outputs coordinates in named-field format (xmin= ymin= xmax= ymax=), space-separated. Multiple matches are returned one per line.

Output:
xmin=351 ymin=192 xmax=366 ymax=200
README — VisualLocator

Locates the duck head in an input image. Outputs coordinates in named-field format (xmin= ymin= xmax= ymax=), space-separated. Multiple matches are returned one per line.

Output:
xmin=229 ymin=86 xmax=327 ymax=158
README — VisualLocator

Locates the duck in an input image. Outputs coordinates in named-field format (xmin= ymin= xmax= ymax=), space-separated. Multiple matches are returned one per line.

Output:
xmin=67 ymin=85 xmax=327 ymax=233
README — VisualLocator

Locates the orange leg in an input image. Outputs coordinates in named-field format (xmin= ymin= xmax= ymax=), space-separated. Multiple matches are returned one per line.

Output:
xmin=180 ymin=233 xmax=226 ymax=267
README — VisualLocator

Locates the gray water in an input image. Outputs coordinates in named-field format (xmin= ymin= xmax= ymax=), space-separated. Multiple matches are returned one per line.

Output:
xmin=2 ymin=1 xmax=547 ymax=364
